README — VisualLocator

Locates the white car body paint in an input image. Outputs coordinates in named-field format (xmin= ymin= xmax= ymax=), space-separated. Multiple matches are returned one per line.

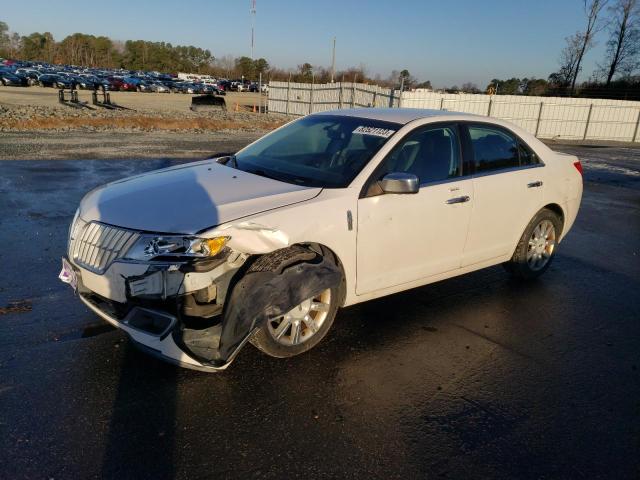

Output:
xmin=79 ymin=160 xmax=320 ymax=234
xmin=65 ymin=108 xmax=583 ymax=370
xmin=211 ymin=222 xmax=290 ymax=254
xmin=196 ymin=109 xmax=581 ymax=306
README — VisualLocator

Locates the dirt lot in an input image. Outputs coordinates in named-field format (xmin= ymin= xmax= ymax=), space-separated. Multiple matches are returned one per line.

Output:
xmin=0 ymin=131 xmax=264 ymax=160
xmin=0 ymin=86 xmax=284 ymax=133
xmin=0 ymin=85 xmax=265 ymax=111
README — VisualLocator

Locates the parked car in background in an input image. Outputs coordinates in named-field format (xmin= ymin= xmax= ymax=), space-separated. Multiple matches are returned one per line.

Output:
xmin=38 ymin=74 xmax=72 ymax=89
xmin=106 ymin=76 xmax=124 ymax=91
xmin=77 ymin=75 xmax=102 ymax=89
xmin=136 ymin=80 xmax=154 ymax=92
xmin=248 ymin=82 xmax=269 ymax=93
xmin=36 ymin=74 xmax=60 ymax=87
xmin=149 ymin=82 xmax=170 ymax=93
xmin=119 ymin=79 xmax=138 ymax=91
xmin=59 ymin=108 xmax=583 ymax=372
xmin=1 ymin=71 xmax=27 ymax=86
xmin=232 ymin=81 xmax=248 ymax=92
xmin=15 ymin=69 xmax=39 ymax=85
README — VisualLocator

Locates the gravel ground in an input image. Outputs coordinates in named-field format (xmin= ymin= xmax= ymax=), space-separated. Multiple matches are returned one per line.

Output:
xmin=0 ymin=131 xmax=264 ymax=160
xmin=0 ymin=86 xmax=284 ymax=133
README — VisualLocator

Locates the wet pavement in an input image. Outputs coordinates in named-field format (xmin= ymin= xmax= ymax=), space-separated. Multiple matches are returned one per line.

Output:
xmin=0 ymin=145 xmax=639 ymax=479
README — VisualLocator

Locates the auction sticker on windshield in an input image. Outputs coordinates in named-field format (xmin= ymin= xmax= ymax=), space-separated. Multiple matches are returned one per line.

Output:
xmin=352 ymin=126 xmax=396 ymax=138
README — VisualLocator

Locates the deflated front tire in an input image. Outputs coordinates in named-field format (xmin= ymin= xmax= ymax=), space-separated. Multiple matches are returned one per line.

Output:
xmin=224 ymin=245 xmax=342 ymax=359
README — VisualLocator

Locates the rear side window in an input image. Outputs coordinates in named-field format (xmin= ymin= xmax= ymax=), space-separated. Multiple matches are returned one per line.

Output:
xmin=468 ymin=126 xmax=519 ymax=173
xmin=518 ymin=142 xmax=540 ymax=166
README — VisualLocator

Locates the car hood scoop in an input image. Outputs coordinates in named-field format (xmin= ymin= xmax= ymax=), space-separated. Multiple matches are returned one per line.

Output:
xmin=79 ymin=160 xmax=320 ymax=234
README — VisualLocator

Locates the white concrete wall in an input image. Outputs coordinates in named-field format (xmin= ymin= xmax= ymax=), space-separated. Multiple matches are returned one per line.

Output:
xmin=268 ymin=81 xmax=640 ymax=142
xmin=401 ymin=91 xmax=640 ymax=142
xmin=268 ymin=81 xmax=398 ymax=116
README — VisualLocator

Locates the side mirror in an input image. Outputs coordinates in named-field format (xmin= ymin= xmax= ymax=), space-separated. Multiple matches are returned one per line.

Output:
xmin=379 ymin=172 xmax=419 ymax=194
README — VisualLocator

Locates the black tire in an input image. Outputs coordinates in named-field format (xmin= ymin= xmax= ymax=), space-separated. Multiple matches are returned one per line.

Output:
xmin=248 ymin=246 xmax=341 ymax=358
xmin=504 ymin=208 xmax=562 ymax=280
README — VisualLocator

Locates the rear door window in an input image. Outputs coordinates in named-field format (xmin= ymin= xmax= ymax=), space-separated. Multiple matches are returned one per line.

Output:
xmin=518 ymin=142 xmax=540 ymax=166
xmin=468 ymin=125 xmax=519 ymax=173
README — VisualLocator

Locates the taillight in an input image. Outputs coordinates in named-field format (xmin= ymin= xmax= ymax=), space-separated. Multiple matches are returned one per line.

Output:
xmin=573 ymin=161 xmax=583 ymax=176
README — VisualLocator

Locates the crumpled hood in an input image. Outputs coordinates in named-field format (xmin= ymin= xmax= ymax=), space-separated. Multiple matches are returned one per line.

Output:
xmin=79 ymin=160 xmax=321 ymax=234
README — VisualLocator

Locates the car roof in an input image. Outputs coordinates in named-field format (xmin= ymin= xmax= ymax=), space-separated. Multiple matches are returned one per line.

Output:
xmin=314 ymin=107 xmax=483 ymax=125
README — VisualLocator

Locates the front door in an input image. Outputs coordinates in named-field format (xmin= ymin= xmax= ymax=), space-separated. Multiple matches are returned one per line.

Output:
xmin=356 ymin=124 xmax=473 ymax=295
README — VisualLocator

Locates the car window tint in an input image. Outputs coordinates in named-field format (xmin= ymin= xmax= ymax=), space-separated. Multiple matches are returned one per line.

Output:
xmin=383 ymin=126 xmax=461 ymax=184
xmin=469 ymin=126 xmax=519 ymax=172
xmin=518 ymin=142 xmax=539 ymax=166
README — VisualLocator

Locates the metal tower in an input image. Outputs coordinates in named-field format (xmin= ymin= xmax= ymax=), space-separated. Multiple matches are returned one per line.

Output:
xmin=250 ymin=0 xmax=256 ymax=60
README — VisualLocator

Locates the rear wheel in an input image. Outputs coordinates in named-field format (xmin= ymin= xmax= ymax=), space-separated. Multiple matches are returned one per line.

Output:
xmin=504 ymin=208 xmax=562 ymax=280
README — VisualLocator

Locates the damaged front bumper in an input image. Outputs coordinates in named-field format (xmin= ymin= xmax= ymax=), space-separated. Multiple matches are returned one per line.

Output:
xmin=60 ymin=217 xmax=343 ymax=372
xmin=60 ymin=251 xmax=251 ymax=372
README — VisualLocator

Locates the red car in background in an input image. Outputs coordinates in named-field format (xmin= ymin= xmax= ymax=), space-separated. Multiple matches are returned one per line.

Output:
xmin=106 ymin=76 xmax=124 ymax=91
xmin=120 ymin=80 xmax=137 ymax=91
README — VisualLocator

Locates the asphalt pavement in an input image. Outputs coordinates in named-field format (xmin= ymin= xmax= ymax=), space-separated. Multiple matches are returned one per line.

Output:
xmin=0 ymin=144 xmax=638 ymax=479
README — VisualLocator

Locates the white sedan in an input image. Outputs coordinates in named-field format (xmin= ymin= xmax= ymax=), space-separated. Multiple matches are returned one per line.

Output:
xmin=60 ymin=108 xmax=583 ymax=371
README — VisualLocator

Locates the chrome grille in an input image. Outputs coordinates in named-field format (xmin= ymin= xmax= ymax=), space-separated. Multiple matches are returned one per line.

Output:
xmin=69 ymin=221 xmax=140 ymax=273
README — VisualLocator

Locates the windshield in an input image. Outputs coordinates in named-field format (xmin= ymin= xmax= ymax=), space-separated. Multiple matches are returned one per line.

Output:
xmin=233 ymin=115 xmax=400 ymax=188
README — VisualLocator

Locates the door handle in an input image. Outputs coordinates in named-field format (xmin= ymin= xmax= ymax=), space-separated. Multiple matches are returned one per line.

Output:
xmin=527 ymin=181 xmax=543 ymax=188
xmin=446 ymin=195 xmax=470 ymax=204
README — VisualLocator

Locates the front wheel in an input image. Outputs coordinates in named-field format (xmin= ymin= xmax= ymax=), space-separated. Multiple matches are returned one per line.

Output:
xmin=250 ymin=286 xmax=339 ymax=358
xmin=247 ymin=246 xmax=341 ymax=358
xmin=504 ymin=208 xmax=562 ymax=280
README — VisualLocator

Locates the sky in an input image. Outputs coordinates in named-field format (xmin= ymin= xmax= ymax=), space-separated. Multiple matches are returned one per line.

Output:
xmin=2 ymin=0 xmax=608 ymax=88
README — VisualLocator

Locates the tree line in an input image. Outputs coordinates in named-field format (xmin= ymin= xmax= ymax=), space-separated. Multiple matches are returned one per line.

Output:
xmin=0 ymin=23 xmax=215 ymax=74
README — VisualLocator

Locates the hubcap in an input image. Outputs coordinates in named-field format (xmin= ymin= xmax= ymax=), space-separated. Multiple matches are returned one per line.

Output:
xmin=527 ymin=219 xmax=556 ymax=271
xmin=267 ymin=289 xmax=332 ymax=346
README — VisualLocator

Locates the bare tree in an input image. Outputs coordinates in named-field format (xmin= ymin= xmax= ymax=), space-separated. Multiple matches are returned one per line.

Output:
xmin=214 ymin=54 xmax=236 ymax=78
xmin=558 ymin=0 xmax=609 ymax=93
xmin=461 ymin=82 xmax=480 ymax=93
xmin=600 ymin=0 xmax=640 ymax=84
xmin=8 ymin=32 xmax=21 ymax=58
xmin=553 ymin=34 xmax=585 ymax=88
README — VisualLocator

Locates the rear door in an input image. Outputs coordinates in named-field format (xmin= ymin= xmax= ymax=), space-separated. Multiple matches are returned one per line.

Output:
xmin=461 ymin=123 xmax=545 ymax=267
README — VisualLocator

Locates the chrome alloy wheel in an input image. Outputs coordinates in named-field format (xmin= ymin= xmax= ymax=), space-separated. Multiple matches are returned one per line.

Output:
xmin=527 ymin=219 xmax=556 ymax=271
xmin=267 ymin=289 xmax=332 ymax=346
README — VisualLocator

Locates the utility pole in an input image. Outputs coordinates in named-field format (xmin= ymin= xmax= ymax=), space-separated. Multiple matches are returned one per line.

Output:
xmin=330 ymin=37 xmax=336 ymax=83
xmin=250 ymin=0 xmax=256 ymax=60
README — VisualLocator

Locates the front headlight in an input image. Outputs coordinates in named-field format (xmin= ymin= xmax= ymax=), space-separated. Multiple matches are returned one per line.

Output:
xmin=123 ymin=235 xmax=230 ymax=261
